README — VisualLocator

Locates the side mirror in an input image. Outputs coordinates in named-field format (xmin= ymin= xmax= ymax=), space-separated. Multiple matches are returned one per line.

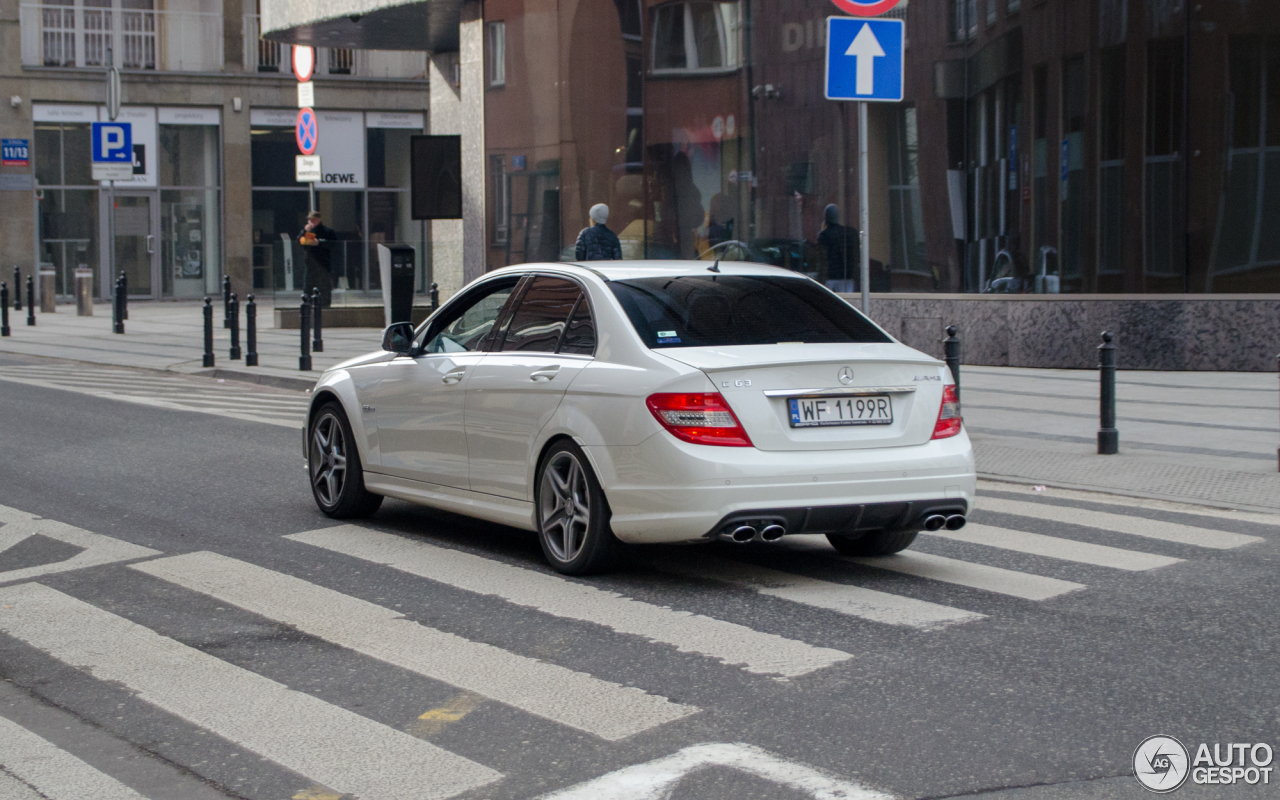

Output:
xmin=381 ymin=321 xmax=415 ymax=354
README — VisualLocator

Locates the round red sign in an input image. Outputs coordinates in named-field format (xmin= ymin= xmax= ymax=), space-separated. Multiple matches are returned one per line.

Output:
xmin=830 ymin=0 xmax=903 ymax=16
xmin=296 ymin=108 xmax=318 ymax=155
xmin=292 ymin=45 xmax=314 ymax=82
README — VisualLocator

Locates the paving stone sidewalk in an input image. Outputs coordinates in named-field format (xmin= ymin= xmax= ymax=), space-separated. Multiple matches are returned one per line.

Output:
xmin=3 ymin=299 xmax=1278 ymax=512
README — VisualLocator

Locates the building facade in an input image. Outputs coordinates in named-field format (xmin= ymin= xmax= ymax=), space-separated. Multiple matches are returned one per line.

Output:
xmin=0 ymin=0 xmax=437 ymax=303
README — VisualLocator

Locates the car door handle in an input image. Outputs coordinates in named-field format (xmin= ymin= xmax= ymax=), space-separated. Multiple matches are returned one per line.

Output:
xmin=441 ymin=367 xmax=467 ymax=384
xmin=529 ymin=366 xmax=560 ymax=382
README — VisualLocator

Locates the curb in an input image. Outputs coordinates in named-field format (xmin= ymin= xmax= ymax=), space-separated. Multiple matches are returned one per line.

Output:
xmin=194 ymin=368 xmax=317 ymax=393
xmin=976 ymin=471 xmax=1280 ymax=515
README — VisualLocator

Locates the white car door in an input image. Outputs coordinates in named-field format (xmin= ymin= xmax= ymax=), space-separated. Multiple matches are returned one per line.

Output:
xmin=370 ymin=276 xmax=521 ymax=488
xmin=464 ymin=275 xmax=594 ymax=500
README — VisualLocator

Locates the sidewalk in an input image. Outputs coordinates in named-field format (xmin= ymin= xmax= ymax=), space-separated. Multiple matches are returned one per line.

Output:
xmin=3 ymin=299 xmax=1278 ymax=511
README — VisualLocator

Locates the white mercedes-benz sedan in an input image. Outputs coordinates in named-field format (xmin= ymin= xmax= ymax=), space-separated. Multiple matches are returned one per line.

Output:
xmin=303 ymin=261 xmax=975 ymax=574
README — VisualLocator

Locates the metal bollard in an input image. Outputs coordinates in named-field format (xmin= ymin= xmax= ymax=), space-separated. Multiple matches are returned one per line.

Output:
xmin=25 ymin=276 xmax=35 ymax=326
xmin=430 ymin=281 xmax=439 ymax=310
xmin=1097 ymin=331 xmax=1118 ymax=455
xmin=120 ymin=270 xmax=128 ymax=320
xmin=942 ymin=324 xmax=961 ymax=400
xmin=222 ymin=275 xmax=231 ymax=328
xmin=299 ymin=294 xmax=312 ymax=371
xmin=202 ymin=296 xmax=215 ymax=368
xmin=112 ymin=276 xmax=125 ymax=334
xmin=229 ymin=293 xmax=241 ymax=360
xmin=12 ymin=267 xmax=20 ymax=311
xmin=311 ymin=287 xmax=324 ymax=353
xmin=1 ymin=283 xmax=9 ymax=336
xmin=245 ymin=294 xmax=258 ymax=367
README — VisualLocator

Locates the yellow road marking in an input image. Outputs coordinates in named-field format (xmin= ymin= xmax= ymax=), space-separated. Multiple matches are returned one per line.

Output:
xmin=292 ymin=787 xmax=344 ymax=800
xmin=406 ymin=692 xmax=485 ymax=739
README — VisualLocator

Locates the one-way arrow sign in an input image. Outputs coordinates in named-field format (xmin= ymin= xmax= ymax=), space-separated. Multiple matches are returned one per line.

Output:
xmin=826 ymin=17 xmax=904 ymax=102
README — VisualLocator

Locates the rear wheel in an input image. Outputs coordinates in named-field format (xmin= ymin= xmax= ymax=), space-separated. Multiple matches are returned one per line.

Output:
xmin=309 ymin=403 xmax=383 ymax=519
xmin=536 ymin=440 xmax=620 ymax=575
xmin=827 ymin=529 xmax=918 ymax=557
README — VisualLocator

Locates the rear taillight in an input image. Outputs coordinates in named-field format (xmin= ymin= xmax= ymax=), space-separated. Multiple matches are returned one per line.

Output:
xmin=645 ymin=392 xmax=754 ymax=447
xmin=932 ymin=384 xmax=962 ymax=439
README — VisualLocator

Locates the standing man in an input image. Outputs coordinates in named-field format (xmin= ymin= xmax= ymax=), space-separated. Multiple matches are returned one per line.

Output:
xmin=574 ymin=203 xmax=623 ymax=261
xmin=818 ymin=203 xmax=860 ymax=292
xmin=299 ymin=210 xmax=337 ymax=307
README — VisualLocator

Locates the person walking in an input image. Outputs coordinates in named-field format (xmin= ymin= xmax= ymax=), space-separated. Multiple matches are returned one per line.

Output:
xmin=574 ymin=203 xmax=623 ymax=261
xmin=298 ymin=210 xmax=337 ymax=307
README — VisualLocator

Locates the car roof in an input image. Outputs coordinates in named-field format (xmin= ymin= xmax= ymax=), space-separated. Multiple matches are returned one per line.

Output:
xmin=484 ymin=260 xmax=807 ymax=282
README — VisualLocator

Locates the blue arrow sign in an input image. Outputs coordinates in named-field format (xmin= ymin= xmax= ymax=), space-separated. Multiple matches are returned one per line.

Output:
xmin=91 ymin=122 xmax=132 ymax=163
xmin=825 ymin=17 xmax=904 ymax=102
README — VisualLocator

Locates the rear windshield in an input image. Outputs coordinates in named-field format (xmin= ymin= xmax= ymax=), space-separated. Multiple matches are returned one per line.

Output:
xmin=608 ymin=275 xmax=892 ymax=349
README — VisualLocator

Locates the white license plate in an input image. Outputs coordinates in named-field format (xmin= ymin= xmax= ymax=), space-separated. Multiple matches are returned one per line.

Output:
xmin=788 ymin=395 xmax=892 ymax=428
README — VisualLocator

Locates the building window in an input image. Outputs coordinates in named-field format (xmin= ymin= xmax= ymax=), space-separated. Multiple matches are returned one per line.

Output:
xmin=1061 ymin=56 xmax=1085 ymax=280
xmin=1145 ymin=38 xmax=1184 ymax=278
xmin=1007 ymin=0 xmax=1021 ymax=15
xmin=888 ymin=106 xmax=927 ymax=276
xmin=1098 ymin=47 xmax=1125 ymax=276
xmin=328 ymin=48 xmax=354 ymax=74
xmin=650 ymin=1 xmax=741 ymax=74
xmin=492 ymin=155 xmax=509 ymax=244
xmin=986 ymin=0 xmax=996 ymax=27
xmin=488 ymin=21 xmax=506 ymax=87
xmin=948 ymin=0 xmax=977 ymax=42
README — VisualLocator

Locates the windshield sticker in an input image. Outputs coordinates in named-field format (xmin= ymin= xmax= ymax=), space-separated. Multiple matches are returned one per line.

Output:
xmin=657 ymin=330 xmax=677 ymax=337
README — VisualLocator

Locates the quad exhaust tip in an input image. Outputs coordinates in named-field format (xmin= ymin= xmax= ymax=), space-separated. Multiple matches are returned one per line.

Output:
xmin=923 ymin=514 xmax=947 ymax=532
xmin=945 ymin=514 xmax=967 ymax=531
xmin=759 ymin=524 xmax=786 ymax=542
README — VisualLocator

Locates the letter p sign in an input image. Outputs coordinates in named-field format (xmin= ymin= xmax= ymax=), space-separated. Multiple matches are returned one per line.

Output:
xmin=92 ymin=122 xmax=132 ymax=163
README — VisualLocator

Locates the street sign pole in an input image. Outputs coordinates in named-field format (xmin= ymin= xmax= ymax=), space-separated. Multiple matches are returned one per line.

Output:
xmin=106 ymin=46 xmax=117 ymax=299
xmin=859 ymin=101 xmax=870 ymax=314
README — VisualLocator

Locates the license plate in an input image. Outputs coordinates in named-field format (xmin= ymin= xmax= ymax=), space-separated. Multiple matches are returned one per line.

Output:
xmin=788 ymin=395 xmax=892 ymax=427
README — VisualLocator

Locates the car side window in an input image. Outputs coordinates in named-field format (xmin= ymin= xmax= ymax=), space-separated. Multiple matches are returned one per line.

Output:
xmin=499 ymin=276 xmax=581 ymax=353
xmin=421 ymin=278 xmax=520 ymax=354
xmin=558 ymin=296 xmax=596 ymax=355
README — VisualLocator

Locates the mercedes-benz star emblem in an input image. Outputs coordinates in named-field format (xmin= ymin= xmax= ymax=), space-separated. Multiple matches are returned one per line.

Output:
xmin=837 ymin=367 xmax=855 ymax=385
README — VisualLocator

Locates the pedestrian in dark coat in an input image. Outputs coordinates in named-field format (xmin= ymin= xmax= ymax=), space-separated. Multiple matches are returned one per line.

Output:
xmin=574 ymin=204 xmax=623 ymax=261
xmin=299 ymin=210 xmax=338 ymax=307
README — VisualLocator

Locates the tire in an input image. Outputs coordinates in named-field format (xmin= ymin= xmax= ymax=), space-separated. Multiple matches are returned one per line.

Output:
xmin=308 ymin=403 xmax=383 ymax=519
xmin=826 ymin=529 xmax=919 ymax=557
xmin=535 ymin=440 xmax=620 ymax=575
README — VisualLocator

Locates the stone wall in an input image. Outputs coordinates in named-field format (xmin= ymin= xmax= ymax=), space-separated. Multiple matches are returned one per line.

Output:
xmin=846 ymin=294 xmax=1280 ymax=372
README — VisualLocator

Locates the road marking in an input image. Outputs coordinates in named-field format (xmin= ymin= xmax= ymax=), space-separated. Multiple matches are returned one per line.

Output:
xmin=978 ymin=479 xmax=1280 ymax=527
xmin=407 ymin=692 xmax=485 ymax=739
xmin=292 ymin=788 xmax=344 ymax=800
xmin=842 ymin=550 xmax=1086 ymax=601
xmin=133 ymin=552 xmax=695 ymax=741
xmin=0 ymin=505 xmax=159 ymax=585
xmin=0 ymin=715 xmax=146 ymax=800
xmin=654 ymin=555 xmax=982 ymax=630
xmin=0 ymin=583 xmax=501 ymax=800
xmin=0 ymin=770 xmax=43 ymax=800
xmin=977 ymin=496 xmax=1263 ymax=549
xmin=927 ymin=524 xmax=1182 ymax=571
xmin=287 ymin=526 xmax=850 ymax=677
xmin=538 ymin=742 xmax=890 ymax=800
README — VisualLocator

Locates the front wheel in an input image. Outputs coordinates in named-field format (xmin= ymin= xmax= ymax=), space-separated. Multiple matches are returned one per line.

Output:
xmin=827 ymin=529 xmax=918 ymax=557
xmin=536 ymin=441 xmax=620 ymax=575
xmin=309 ymin=403 xmax=383 ymax=519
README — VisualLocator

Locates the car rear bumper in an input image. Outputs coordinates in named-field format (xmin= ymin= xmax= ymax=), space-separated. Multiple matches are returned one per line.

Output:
xmin=584 ymin=429 xmax=976 ymax=544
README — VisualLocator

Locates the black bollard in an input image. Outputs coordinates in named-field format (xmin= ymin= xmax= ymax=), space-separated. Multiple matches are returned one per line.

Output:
xmin=430 ymin=281 xmax=439 ymax=310
xmin=112 ymin=276 xmax=125 ymax=334
xmin=222 ymin=275 xmax=231 ymax=328
xmin=1097 ymin=331 xmax=1118 ymax=455
xmin=25 ymin=276 xmax=35 ymax=326
xmin=229 ymin=293 xmax=241 ymax=360
xmin=942 ymin=325 xmax=961 ymax=400
xmin=245 ymin=294 xmax=258 ymax=367
xmin=1 ymin=283 xmax=9 ymax=336
xmin=299 ymin=294 xmax=312 ymax=371
xmin=13 ymin=267 xmax=20 ymax=311
xmin=311 ymin=287 xmax=324 ymax=353
xmin=202 ymin=296 xmax=215 ymax=368
xmin=120 ymin=270 xmax=128 ymax=320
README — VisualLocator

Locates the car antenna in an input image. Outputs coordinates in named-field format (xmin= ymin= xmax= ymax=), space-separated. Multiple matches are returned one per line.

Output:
xmin=708 ymin=254 xmax=721 ymax=273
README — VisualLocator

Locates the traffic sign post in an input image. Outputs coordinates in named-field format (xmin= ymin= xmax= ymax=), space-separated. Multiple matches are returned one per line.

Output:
xmin=296 ymin=108 xmax=318 ymax=210
xmin=826 ymin=16 xmax=905 ymax=313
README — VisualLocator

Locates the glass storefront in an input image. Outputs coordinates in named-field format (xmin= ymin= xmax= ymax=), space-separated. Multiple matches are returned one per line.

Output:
xmin=480 ymin=0 xmax=1280 ymax=294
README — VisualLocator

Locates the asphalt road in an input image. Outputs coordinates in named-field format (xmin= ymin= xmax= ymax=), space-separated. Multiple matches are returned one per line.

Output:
xmin=0 ymin=352 xmax=1276 ymax=800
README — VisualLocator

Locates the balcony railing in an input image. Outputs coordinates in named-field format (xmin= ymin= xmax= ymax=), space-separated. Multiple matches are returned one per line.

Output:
xmin=21 ymin=3 xmax=223 ymax=71
xmin=243 ymin=15 xmax=427 ymax=79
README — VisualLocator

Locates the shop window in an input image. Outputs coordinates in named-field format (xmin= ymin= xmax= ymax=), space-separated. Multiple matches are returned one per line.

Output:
xmin=1145 ymin=38 xmax=1184 ymax=277
xmin=488 ymin=21 xmax=506 ymax=86
xmin=1098 ymin=47 xmax=1125 ymax=276
xmin=38 ymin=189 xmax=98 ymax=297
xmin=650 ymin=1 xmax=741 ymax=74
xmin=1032 ymin=64 xmax=1049 ymax=263
xmin=1060 ymin=56 xmax=1084 ymax=280
xmin=34 ymin=122 xmax=93 ymax=187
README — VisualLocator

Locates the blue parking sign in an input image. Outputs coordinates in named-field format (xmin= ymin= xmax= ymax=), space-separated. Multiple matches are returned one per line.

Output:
xmin=91 ymin=122 xmax=133 ymax=163
xmin=825 ymin=17 xmax=904 ymax=102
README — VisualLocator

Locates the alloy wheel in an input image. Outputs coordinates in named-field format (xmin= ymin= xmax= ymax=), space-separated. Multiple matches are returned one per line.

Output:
xmin=310 ymin=413 xmax=348 ymax=508
xmin=539 ymin=451 xmax=591 ymax=563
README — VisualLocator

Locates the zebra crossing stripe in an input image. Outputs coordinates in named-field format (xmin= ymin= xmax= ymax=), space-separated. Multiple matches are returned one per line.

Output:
xmin=841 ymin=550 xmax=1086 ymax=601
xmin=654 ymin=556 xmax=983 ymax=630
xmin=286 ymin=526 xmax=850 ymax=678
xmin=0 ymin=506 xmax=160 ymax=585
xmin=132 ymin=552 xmax=697 ymax=741
xmin=927 ymin=524 xmax=1182 ymax=571
xmin=0 ymin=583 xmax=502 ymax=800
xmin=977 ymin=496 xmax=1263 ymax=549
xmin=0 ymin=715 xmax=146 ymax=800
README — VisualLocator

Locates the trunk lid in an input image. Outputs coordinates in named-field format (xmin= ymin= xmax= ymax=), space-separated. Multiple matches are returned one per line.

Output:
xmin=656 ymin=343 xmax=949 ymax=451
